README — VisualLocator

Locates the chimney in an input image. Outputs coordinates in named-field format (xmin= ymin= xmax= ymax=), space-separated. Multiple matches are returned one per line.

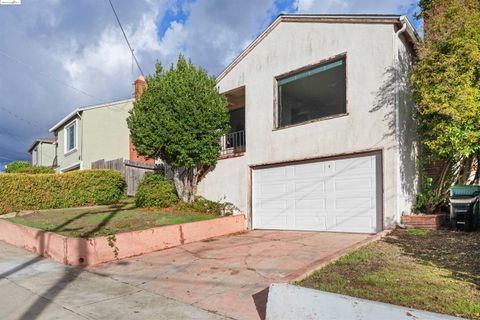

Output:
xmin=130 ymin=75 xmax=155 ymax=164
xmin=134 ymin=75 xmax=147 ymax=102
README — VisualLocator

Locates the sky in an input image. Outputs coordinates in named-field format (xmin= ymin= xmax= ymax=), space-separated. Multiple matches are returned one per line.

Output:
xmin=0 ymin=0 xmax=421 ymax=170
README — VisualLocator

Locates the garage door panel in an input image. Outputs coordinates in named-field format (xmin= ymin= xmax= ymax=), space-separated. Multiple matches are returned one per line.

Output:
xmin=294 ymin=199 xmax=326 ymax=210
xmin=253 ymin=154 xmax=380 ymax=233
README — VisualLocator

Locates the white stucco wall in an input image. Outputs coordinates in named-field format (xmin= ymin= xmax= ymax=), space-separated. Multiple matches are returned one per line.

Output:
xmin=200 ymin=20 xmax=417 ymax=229
xmin=197 ymin=156 xmax=248 ymax=212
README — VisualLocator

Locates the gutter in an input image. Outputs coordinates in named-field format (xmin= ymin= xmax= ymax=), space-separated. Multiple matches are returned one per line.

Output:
xmin=394 ymin=16 xmax=408 ymax=224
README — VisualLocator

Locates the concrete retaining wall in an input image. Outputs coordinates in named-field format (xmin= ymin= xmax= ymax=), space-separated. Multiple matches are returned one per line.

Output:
xmin=266 ymin=283 xmax=461 ymax=320
xmin=0 ymin=215 xmax=246 ymax=267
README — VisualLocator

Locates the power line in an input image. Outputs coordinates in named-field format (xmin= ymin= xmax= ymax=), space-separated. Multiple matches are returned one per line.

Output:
xmin=0 ymin=49 xmax=98 ymax=100
xmin=0 ymin=105 xmax=41 ymax=129
xmin=107 ymin=0 xmax=145 ymax=77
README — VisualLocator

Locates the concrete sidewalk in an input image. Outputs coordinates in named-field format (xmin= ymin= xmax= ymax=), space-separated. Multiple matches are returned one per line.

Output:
xmin=0 ymin=242 xmax=226 ymax=320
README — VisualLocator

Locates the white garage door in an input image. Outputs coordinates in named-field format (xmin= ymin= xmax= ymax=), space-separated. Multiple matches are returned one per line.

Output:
xmin=252 ymin=155 xmax=380 ymax=233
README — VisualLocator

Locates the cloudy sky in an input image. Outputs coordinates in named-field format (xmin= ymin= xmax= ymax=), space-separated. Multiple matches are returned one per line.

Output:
xmin=0 ymin=0 xmax=421 ymax=169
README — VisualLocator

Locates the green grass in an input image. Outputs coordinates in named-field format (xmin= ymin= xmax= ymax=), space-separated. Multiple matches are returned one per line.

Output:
xmin=5 ymin=204 xmax=218 ymax=238
xmin=297 ymin=230 xmax=480 ymax=319
xmin=405 ymin=228 xmax=431 ymax=236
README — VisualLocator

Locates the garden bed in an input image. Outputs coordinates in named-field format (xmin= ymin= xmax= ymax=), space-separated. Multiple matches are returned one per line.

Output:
xmin=0 ymin=205 xmax=246 ymax=267
xmin=296 ymin=229 xmax=480 ymax=319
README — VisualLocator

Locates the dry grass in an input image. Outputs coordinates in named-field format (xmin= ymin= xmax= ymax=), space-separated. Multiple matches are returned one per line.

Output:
xmin=297 ymin=229 xmax=480 ymax=319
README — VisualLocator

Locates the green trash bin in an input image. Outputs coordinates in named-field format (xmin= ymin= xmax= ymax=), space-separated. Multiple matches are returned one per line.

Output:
xmin=449 ymin=185 xmax=480 ymax=231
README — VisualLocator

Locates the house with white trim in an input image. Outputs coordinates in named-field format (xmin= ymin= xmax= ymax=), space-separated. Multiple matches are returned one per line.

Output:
xmin=49 ymin=99 xmax=134 ymax=172
xmin=197 ymin=14 xmax=420 ymax=233
xmin=28 ymin=138 xmax=56 ymax=167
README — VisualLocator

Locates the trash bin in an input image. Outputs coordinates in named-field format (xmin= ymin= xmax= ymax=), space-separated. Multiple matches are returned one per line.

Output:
xmin=449 ymin=185 xmax=480 ymax=231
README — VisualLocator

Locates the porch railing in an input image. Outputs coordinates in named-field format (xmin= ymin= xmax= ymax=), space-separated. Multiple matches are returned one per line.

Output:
xmin=220 ymin=130 xmax=245 ymax=156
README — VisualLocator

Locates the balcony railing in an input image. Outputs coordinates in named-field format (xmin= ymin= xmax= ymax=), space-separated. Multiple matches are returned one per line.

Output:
xmin=220 ymin=130 xmax=245 ymax=156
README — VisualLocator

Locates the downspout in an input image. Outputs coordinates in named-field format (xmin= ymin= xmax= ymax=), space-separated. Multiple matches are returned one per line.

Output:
xmin=76 ymin=111 xmax=84 ymax=169
xmin=394 ymin=16 xmax=408 ymax=226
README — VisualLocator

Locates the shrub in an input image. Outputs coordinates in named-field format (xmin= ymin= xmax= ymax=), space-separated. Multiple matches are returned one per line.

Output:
xmin=134 ymin=173 xmax=178 ymax=208
xmin=15 ymin=166 xmax=55 ymax=174
xmin=0 ymin=170 xmax=126 ymax=214
xmin=176 ymin=196 xmax=238 ymax=216
xmin=5 ymin=161 xmax=31 ymax=173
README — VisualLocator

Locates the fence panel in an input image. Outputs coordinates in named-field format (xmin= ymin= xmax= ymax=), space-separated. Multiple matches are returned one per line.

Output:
xmin=91 ymin=158 xmax=155 ymax=195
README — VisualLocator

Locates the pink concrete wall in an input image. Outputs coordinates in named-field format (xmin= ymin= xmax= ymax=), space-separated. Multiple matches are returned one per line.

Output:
xmin=0 ymin=215 xmax=246 ymax=267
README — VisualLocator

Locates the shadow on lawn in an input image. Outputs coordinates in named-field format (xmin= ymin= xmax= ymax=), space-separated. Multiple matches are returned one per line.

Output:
xmin=384 ymin=229 xmax=480 ymax=287
xmin=1 ymin=206 xmax=123 ymax=319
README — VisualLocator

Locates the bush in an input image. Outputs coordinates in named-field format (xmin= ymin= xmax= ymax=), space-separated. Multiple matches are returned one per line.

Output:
xmin=0 ymin=170 xmax=126 ymax=214
xmin=134 ymin=173 xmax=178 ymax=208
xmin=5 ymin=161 xmax=31 ymax=173
xmin=176 ymin=196 xmax=238 ymax=216
xmin=15 ymin=166 xmax=55 ymax=174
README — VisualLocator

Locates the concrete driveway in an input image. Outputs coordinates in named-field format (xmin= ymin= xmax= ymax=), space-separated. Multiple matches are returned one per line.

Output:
xmin=95 ymin=230 xmax=374 ymax=319
xmin=0 ymin=230 xmax=374 ymax=320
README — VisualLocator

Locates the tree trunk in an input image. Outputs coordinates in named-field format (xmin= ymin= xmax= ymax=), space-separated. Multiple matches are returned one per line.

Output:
xmin=172 ymin=165 xmax=209 ymax=203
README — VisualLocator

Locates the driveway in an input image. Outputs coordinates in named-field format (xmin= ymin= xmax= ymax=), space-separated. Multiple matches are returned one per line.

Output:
xmin=94 ymin=230 xmax=374 ymax=319
xmin=0 ymin=230 xmax=374 ymax=320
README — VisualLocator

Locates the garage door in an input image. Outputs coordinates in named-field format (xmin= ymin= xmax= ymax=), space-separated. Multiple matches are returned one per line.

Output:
xmin=252 ymin=154 xmax=380 ymax=233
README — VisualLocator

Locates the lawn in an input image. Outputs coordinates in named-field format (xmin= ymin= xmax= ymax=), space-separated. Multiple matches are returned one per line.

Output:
xmin=4 ymin=203 xmax=218 ymax=238
xmin=297 ymin=229 xmax=480 ymax=319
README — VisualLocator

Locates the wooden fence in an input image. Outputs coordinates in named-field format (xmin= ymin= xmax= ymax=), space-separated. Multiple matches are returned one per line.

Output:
xmin=91 ymin=158 xmax=156 ymax=195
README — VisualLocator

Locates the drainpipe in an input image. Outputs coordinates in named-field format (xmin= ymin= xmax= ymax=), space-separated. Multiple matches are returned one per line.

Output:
xmin=76 ymin=111 xmax=83 ymax=168
xmin=394 ymin=16 xmax=407 ymax=226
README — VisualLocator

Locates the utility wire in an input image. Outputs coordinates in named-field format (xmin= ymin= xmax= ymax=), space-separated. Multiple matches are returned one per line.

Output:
xmin=107 ymin=0 xmax=145 ymax=77
xmin=0 ymin=49 xmax=97 ymax=100
xmin=0 ymin=105 xmax=41 ymax=129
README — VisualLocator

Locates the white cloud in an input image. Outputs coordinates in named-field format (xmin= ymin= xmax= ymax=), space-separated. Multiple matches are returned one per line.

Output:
xmin=295 ymin=0 xmax=416 ymax=14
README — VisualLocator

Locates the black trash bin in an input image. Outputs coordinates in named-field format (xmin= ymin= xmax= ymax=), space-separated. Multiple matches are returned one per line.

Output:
xmin=449 ymin=185 xmax=480 ymax=231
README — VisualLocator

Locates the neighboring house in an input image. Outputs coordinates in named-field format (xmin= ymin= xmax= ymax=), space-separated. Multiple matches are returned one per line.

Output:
xmin=28 ymin=138 xmax=56 ymax=167
xmin=197 ymin=14 xmax=420 ymax=234
xmin=49 ymin=99 xmax=135 ymax=172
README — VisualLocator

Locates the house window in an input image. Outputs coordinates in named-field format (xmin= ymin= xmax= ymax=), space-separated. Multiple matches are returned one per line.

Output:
xmin=64 ymin=120 xmax=77 ymax=154
xmin=277 ymin=57 xmax=346 ymax=128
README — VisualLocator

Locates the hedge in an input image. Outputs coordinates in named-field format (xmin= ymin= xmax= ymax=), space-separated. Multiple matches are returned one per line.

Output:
xmin=0 ymin=170 xmax=126 ymax=214
xmin=15 ymin=166 xmax=55 ymax=174
xmin=134 ymin=173 xmax=178 ymax=208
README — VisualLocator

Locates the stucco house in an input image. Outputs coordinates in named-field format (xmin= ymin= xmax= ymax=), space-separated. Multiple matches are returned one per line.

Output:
xmin=49 ymin=99 xmax=134 ymax=172
xmin=197 ymin=14 xmax=420 ymax=234
xmin=28 ymin=138 xmax=56 ymax=167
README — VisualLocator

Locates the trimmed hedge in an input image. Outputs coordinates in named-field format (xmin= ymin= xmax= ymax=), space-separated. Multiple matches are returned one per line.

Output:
xmin=0 ymin=170 xmax=126 ymax=214
xmin=135 ymin=173 xmax=178 ymax=208
xmin=15 ymin=166 xmax=55 ymax=174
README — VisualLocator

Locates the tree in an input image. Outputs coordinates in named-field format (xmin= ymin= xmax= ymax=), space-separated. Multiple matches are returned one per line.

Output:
xmin=5 ymin=161 xmax=31 ymax=173
xmin=411 ymin=0 xmax=480 ymax=212
xmin=127 ymin=56 xmax=229 ymax=203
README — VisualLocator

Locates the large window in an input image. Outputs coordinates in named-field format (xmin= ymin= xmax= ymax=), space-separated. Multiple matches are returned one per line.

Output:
xmin=64 ymin=120 xmax=77 ymax=154
xmin=277 ymin=57 xmax=346 ymax=128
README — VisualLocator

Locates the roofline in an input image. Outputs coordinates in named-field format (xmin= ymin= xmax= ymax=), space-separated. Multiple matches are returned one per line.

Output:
xmin=49 ymin=98 xmax=134 ymax=132
xmin=27 ymin=138 xmax=55 ymax=153
xmin=216 ymin=14 xmax=420 ymax=82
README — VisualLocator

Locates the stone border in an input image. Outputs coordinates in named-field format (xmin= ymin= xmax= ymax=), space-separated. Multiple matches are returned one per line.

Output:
xmin=0 ymin=215 xmax=246 ymax=267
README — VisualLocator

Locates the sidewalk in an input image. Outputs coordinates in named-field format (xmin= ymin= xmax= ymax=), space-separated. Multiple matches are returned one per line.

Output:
xmin=0 ymin=241 xmax=226 ymax=320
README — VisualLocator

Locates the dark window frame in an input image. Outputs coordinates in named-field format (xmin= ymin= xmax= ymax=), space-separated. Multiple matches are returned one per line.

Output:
xmin=273 ymin=53 xmax=348 ymax=130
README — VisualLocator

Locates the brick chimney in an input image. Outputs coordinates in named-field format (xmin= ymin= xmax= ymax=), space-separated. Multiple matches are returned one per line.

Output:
xmin=134 ymin=75 xmax=147 ymax=102
xmin=130 ymin=75 xmax=155 ymax=164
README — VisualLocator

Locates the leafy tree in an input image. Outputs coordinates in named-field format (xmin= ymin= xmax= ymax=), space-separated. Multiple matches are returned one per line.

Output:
xmin=127 ymin=56 xmax=229 ymax=203
xmin=411 ymin=0 xmax=480 ymax=212
xmin=5 ymin=161 xmax=31 ymax=173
